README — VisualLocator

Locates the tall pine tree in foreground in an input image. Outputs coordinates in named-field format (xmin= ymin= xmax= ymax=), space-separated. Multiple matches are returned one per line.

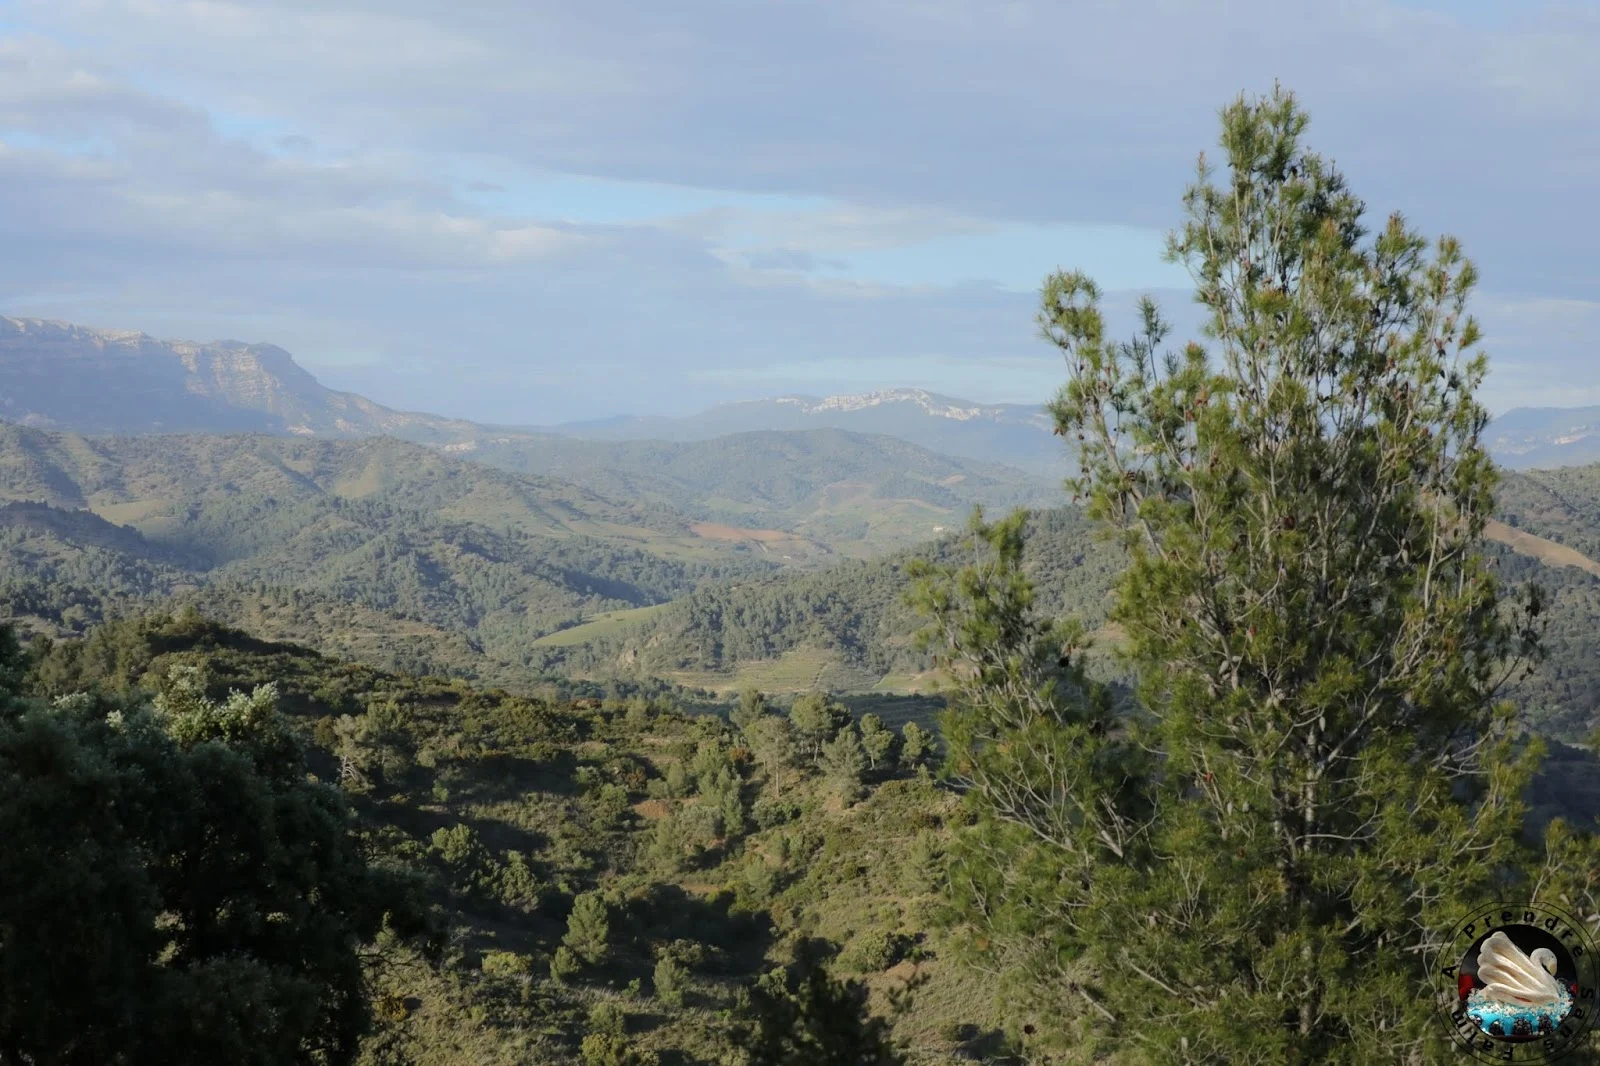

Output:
xmin=913 ymin=88 xmax=1600 ymax=1064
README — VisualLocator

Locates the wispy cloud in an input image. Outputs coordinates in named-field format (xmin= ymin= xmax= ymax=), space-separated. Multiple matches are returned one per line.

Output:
xmin=0 ymin=0 xmax=1595 ymax=420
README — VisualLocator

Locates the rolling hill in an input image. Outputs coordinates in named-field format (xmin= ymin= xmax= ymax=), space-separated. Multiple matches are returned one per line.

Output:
xmin=533 ymin=508 xmax=1125 ymax=691
xmin=533 ymin=479 xmax=1600 ymax=741
xmin=455 ymin=427 xmax=1060 ymax=555
xmin=0 ymin=426 xmax=786 ymax=680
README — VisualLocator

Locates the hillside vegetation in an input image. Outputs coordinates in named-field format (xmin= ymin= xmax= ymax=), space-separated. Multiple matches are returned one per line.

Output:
xmin=535 ymin=489 xmax=1600 ymax=740
xmin=464 ymin=428 xmax=1057 ymax=555
xmin=14 ymin=613 xmax=1003 ymax=1064
xmin=8 ymin=416 xmax=1600 ymax=741
xmin=0 ymin=427 xmax=781 ymax=680
xmin=12 ymin=592 xmax=1600 ymax=1066
xmin=539 ymin=509 xmax=1121 ymax=687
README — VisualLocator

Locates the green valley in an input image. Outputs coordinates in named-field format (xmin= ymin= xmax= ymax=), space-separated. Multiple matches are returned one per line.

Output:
xmin=6 ymin=80 xmax=1600 ymax=1066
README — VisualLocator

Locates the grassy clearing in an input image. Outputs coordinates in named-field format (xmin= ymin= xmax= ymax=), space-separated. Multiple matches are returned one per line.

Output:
xmin=872 ymin=670 xmax=943 ymax=695
xmin=1486 ymin=518 xmax=1600 ymax=578
xmin=669 ymin=646 xmax=882 ymax=695
xmin=531 ymin=603 xmax=673 ymax=647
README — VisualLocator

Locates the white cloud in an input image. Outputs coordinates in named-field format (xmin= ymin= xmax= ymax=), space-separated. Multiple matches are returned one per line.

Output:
xmin=0 ymin=0 xmax=1596 ymax=420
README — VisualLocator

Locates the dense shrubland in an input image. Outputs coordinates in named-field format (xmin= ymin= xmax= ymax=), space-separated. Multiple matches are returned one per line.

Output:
xmin=5 ymin=613 xmax=1006 ymax=1064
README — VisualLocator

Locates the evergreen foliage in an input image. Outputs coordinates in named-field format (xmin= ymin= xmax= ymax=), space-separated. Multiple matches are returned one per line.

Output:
xmin=859 ymin=712 xmax=897 ymax=771
xmin=790 ymin=692 xmax=853 ymax=764
xmin=732 ymin=942 xmax=907 ymax=1066
xmin=0 ymin=630 xmax=428 ymax=1065
xmin=898 ymin=722 xmax=933 ymax=769
xmin=563 ymin=891 xmax=613 ymax=966
xmin=913 ymin=88 xmax=1600 ymax=1062
xmin=820 ymin=725 xmax=869 ymax=803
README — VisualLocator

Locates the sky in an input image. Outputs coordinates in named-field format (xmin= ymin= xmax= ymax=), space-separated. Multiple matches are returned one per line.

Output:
xmin=1 ymin=1 xmax=1598 ymax=424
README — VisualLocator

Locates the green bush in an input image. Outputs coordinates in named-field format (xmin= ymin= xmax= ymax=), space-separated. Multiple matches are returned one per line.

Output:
xmin=653 ymin=953 xmax=688 ymax=1008
xmin=581 ymin=1032 xmax=657 ymax=1066
xmin=563 ymin=891 xmax=612 ymax=965
xmin=751 ymin=798 xmax=800 ymax=830
xmin=839 ymin=929 xmax=906 ymax=973
xmin=480 ymin=951 xmax=532 ymax=978
xmin=495 ymin=849 xmax=546 ymax=911
xmin=549 ymin=945 xmax=581 ymax=984
xmin=586 ymin=1000 xmax=626 ymax=1038
xmin=741 ymin=857 xmax=778 ymax=903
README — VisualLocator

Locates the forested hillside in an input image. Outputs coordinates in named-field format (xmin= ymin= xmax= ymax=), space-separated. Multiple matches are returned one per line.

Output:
xmin=0 ymin=427 xmax=784 ymax=680
xmin=8 ymin=418 xmax=1600 ymax=741
xmin=458 ymin=428 xmax=1057 ymax=556
xmin=10 ymin=614 xmax=988 ymax=1064
xmin=538 ymin=479 xmax=1600 ymax=739
xmin=537 ymin=509 xmax=1122 ymax=689
xmin=10 ymin=593 xmax=1600 ymax=1066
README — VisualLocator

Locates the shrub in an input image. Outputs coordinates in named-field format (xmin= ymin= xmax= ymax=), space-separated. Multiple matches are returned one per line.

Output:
xmin=741 ymin=857 xmax=778 ymax=903
xmin=495 ymin=850 xmax=546 ymax=911
xmin=586 ymin=1000 xmax=626 ymax=1038
xmin=481 ymin=951 xmax=532 ymax=978
xmin=751 ymin=798 xmax=800 ymax=830
xmin=580 ymin=1032 xmax=657 ymax=1066
xmin=839 ymin=929 xmax=905 ymax=973
xmin=653 ymin=953 xmax=688 ymax=1008
xmin=549 ymin=945 xmax=581 ymax=984
xmin=563 ymin=891 xmax=612 ymax=965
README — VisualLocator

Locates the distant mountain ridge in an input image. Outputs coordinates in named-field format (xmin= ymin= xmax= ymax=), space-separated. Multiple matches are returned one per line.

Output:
xmin=0 ymin=316 xmax=477 ymax=439
xmin=554 ymin=387 xmax=1067 ymax=474
xmin=2 ymin=314 xmax=1596 ymax=473
xmin=1487 ymin=405 xmax=1600 ymax=470
xmin=774 ymin=388 xmax=1034 ymax=421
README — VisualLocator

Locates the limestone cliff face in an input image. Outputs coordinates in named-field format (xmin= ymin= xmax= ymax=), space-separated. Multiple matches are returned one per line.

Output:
xmin=0 ymin=317 xmax=476 ymax=439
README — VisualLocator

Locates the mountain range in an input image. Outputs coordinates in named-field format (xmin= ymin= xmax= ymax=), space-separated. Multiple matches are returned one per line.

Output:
xmin=0 ymin=414 xmax=1057 ymax=681
xmin=3 ymin=315 xmax=1595 ymax=474
xmin=456 ymin=428 xmax=1056 ymax=555
xmin=1486 ymin=405 xmax=1600 ymax=470
xmin=550 ymin=389 xmax=1066 ymax=474
xmin=0 ymin=425 xmax=790 ymax=680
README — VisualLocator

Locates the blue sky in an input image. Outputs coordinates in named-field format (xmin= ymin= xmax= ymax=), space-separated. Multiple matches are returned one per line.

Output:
xmin=0 ymin=0 xmax=1598 ymax=423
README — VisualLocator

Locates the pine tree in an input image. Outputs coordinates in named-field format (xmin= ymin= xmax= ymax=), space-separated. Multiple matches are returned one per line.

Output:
xmin=733 ymin=686 xmax=769 ymax=733
xmin=745 ymin=715 xmax=797 ymax=791
xmin=858 ymin=712 xmax=897 ymax=772
xmin=653 ymin=952 xmax=689 ymax=1008
xmin=819 ymin=725 xmax=868 ymax=803
xmin=789 ymin=692 xmax=851 ymax=765
xmin=913 ymin=87 xmax=1600 ymax=1063
xmin=549 ymin=945 xmax=581 ymax=984
xmin=563 ymin=891 xmax=612 ymax=966
xmin=733 ymin=940 xmax=905 ymax=1066
xmin=897 ymin=722 xmax=932 ymax=769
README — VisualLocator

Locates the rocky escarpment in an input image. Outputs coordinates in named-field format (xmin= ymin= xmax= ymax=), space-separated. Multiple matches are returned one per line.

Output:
xmin=0 ymin=316 xmax=477 ymax=439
